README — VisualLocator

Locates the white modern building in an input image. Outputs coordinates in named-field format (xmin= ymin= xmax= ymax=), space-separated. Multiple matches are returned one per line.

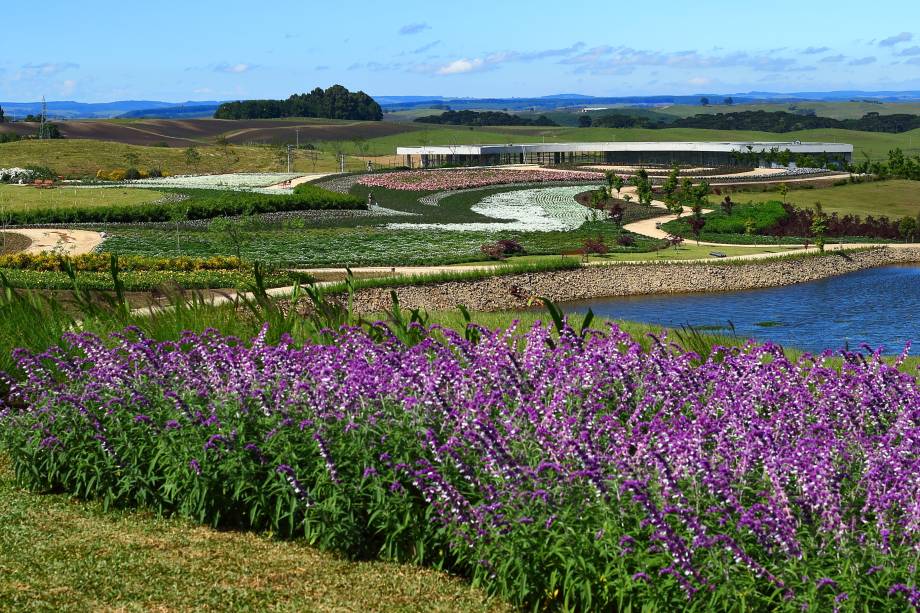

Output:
xmin=395 ymin=141 xmax=854 ymax=168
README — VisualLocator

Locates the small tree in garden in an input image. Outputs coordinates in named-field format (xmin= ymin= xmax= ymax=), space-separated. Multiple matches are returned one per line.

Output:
xmin=608 ymin=173 xmax=625 ymax=197
xmin=744 ymin=217 xmax=756 ymax=235
xmin=124 ymin=151 xmax=140 ymax=169
xmin=811 ymin=202 xmax=828 ymax=252
xmin=168 ymin=203 xmax=189 ymax=255
xmin=779 ymin=182 xmax=789 ymax=205
xmin=667 ymin=234 xmax=684 ymax=250
xmin=608 ymin=200 xmax=625 ymax=226
xmin=184 ymin=146 xmax=201 ymax=171
xmin=496 ymin=238 xmax=524 ymax=255
xmin=629 ymin=169 xmax=653 ymax=206
xmin=616 ymin=233 xmax=635 ymax=247
xmin=688 ymin=203 xmax=707 ymax=244
xmin=898 ymin=215 xmax=918 ymax=242
xmin=582 ymin=235 xmax=608 ymax=255
xmin=721 ymin=194 xmax=735 ymax=215
xmin=209 ymin=216 xmax=250 ymax=266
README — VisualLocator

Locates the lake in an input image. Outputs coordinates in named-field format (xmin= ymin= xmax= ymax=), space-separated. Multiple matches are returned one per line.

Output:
xmin=563 ymin=265 xmax=920 ymax=354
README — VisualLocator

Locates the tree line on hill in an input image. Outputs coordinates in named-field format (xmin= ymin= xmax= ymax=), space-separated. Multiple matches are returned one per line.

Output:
xmin=414 ymin=110 xmax=558 ymax=127
xmin=213 ymin=85 xmax=382 ymax=121
xmin=579 ymin=110 xmax=920 ymax=133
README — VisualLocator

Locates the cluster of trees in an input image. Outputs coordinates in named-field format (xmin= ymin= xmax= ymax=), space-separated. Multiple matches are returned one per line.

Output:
xmin=0 ymin=105 xmax=4 ymax=123
xmin=415 ymin=110 xmax=558 ymax=127
xmin=852 ymin=148 xmax=920 ymax=180
xmin=214 ymin=85 xmax=383 ymax=121
xmin=671 ymin=111 xmax=920 ymax=133
xmin=586 ymin=113 xmax=665 ymax=129
xmin=579 ymin=110 xmax=920 ymax=134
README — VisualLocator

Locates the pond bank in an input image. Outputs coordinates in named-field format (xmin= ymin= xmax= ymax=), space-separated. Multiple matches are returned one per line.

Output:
xmin=350 ymin=246 xmax=920 ymax=313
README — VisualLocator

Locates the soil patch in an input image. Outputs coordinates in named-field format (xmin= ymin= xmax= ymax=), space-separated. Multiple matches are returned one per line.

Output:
xmin=0 ymin=232 xmax=32 ymax=255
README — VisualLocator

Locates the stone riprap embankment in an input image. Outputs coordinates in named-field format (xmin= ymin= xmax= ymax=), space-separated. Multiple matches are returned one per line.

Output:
xmin=349 ymin=247 xmax=920 ymax=314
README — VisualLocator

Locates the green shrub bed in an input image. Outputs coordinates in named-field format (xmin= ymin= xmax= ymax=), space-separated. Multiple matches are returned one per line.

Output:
xmin=5 ymin=185 xmax=365 ymax=225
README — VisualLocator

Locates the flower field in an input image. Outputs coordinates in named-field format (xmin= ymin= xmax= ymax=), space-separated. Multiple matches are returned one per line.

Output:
xmin=388 ymin=185 xmax=592 ymax=232
xmin=357 ymin=168 xmax=602 ymax=191
xmin=128 ymin=173 xmax=301 ymax=190
xmin=2 ymin=321 xmax=918 ymax=610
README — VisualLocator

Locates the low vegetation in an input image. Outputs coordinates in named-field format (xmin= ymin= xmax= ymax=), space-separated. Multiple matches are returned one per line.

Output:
xmin=2 ymin=185 xmax=363 ymax=225
xmin=2 ymin=287 xmax=917 ymax=611
xmin=415 ymin=110 xmax=558 ymax=127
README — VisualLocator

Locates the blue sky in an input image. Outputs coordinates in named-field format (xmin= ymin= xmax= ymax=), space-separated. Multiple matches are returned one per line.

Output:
xmin=2 ymin=0 xmax=920 ymax=102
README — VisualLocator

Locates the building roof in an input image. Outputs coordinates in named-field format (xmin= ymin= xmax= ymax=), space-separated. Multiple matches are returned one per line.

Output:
xmin=395 ymin=141 xmax=854 ymax=155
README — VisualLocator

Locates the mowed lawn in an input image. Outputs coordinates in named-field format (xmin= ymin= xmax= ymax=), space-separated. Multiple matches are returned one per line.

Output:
xmin=0 ymin=458 xmax=506 ymax=612
xmin=722 ymin=180 xmax=920 ymax=218
xmin=0 ymin=184 xmax=165 ymax=214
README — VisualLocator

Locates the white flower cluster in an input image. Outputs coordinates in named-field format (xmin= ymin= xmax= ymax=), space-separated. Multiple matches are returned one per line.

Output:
xmin=126 ymin=173 xmax=301 ymax=190
xmin=388 ymin=185 xmax=592 ymax=233
xmin=0 ymin=167 xmax=36 ymax=184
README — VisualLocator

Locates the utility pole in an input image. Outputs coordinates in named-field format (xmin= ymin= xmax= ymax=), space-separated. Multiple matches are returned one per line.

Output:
xmin=296 ymin=128 xmax=300 ymax=149
xmin=39 ymin=96 xmax=46 ymax=140
xmin=286 ymin=145 xmax=293 ymax=173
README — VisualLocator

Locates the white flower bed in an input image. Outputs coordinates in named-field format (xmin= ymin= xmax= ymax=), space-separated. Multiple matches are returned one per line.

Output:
xmin=0 ymin=167 xmax=36 ymax=184
xmin=126 ymin=173 xmax=300 ymax=190
xmin=387 ymin=185 xmax=592 ymax=233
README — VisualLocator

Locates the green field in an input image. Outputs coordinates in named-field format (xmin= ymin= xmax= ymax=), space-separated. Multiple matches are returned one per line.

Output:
xmin=654 ymin=101 xmax=920 ymax=121
xmin=0 ymin=140 xmax=355 ymax=178
xmin=347 ymin=125 xmax=920 ymax=160
xmin=0 ymin=458 xmax=504 ymax=612
xmin=0 ymin=184 xmax=165 ymax=214
xmin=719 ymin=179 xmax=920 ymax=218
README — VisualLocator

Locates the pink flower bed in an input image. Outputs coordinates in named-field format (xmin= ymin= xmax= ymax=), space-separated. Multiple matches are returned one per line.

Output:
xmin=357 ymin=168 xmax=603 ymax=191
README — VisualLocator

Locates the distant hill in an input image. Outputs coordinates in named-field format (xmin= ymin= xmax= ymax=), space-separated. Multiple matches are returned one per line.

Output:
xmin=118 ymin=104 xmax=220 ymax=119
xmin=0 ymin=100 xmax=222 ymax=120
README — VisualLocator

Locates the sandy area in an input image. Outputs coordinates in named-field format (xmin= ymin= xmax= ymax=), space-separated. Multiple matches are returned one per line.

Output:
xmin=264 ymin=173 xmax=339 ymax=190
xmin=13 ymin=229 xmax=104 ymax=255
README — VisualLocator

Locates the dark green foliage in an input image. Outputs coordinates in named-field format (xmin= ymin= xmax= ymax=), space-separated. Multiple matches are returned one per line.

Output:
xmin=4 ymin=186 xmax=364 ymax=225
xmin=214 ymin=84 xmax=382 ymax=121
xmin=415 ymin=110 xmax=558 ymax=127
xmin=673 ymin=110 xmax=920 ymax=133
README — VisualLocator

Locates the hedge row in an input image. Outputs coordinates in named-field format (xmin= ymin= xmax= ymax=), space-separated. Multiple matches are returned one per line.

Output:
xmin=0 ymin=268 xmax=307 ymax=291
xmin=0 ymin=252 xmax=246 ymax=272
xmin=7 ymin=185 xmax=365 ymax=225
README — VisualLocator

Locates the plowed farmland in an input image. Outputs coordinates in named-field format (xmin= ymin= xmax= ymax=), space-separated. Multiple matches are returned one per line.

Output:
xmin=0 ymin=118 xmax=418 ymax=146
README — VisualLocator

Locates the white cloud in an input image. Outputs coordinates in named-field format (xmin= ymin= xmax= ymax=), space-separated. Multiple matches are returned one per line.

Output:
xmin=687 ymin=76 xmax=712 ymax=86
xmin=60 ymin=79 xmax=77 ymax=95
xmin=848 ymin=56 xmax=877 ymax=66
xmin=16 ymin=62 xmax=79 ymax=80
xmin=436 ymin=58 xmax=485 ymax=75
xmin=214 ymin=62 xmax=255 ymax=74
xmin=897 ymin=46 xmax=920 ymax=56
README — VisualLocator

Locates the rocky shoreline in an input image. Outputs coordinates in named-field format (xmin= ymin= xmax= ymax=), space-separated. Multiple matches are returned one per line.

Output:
xmin=350 ymin=247 xmax=920 ymax=313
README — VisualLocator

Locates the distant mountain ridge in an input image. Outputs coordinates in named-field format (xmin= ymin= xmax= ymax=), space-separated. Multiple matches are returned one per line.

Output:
xmin=3 ymin=90 xmax=920 ymax=120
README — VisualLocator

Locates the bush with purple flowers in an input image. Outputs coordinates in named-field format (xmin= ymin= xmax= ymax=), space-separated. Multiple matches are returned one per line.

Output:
xmin=1 ymin=321 xmax=919 ymax=610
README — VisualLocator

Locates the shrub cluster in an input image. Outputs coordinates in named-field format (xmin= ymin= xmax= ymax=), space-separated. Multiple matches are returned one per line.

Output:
xmin=0 ymin=252 xmax=242 ymax=272
xmin=1 ymin=324 xmax=918 ymax=610
xmin=5 ymin=186 xmax=365 ymax=225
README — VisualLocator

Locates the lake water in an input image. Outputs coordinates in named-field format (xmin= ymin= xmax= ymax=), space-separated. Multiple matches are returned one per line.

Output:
xmin=562 ymin=265 xmax=920 ymax=355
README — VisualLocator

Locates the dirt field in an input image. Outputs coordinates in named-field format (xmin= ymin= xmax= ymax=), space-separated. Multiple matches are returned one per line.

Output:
xmin=0 ymin=119 xmax=418 ymax=147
